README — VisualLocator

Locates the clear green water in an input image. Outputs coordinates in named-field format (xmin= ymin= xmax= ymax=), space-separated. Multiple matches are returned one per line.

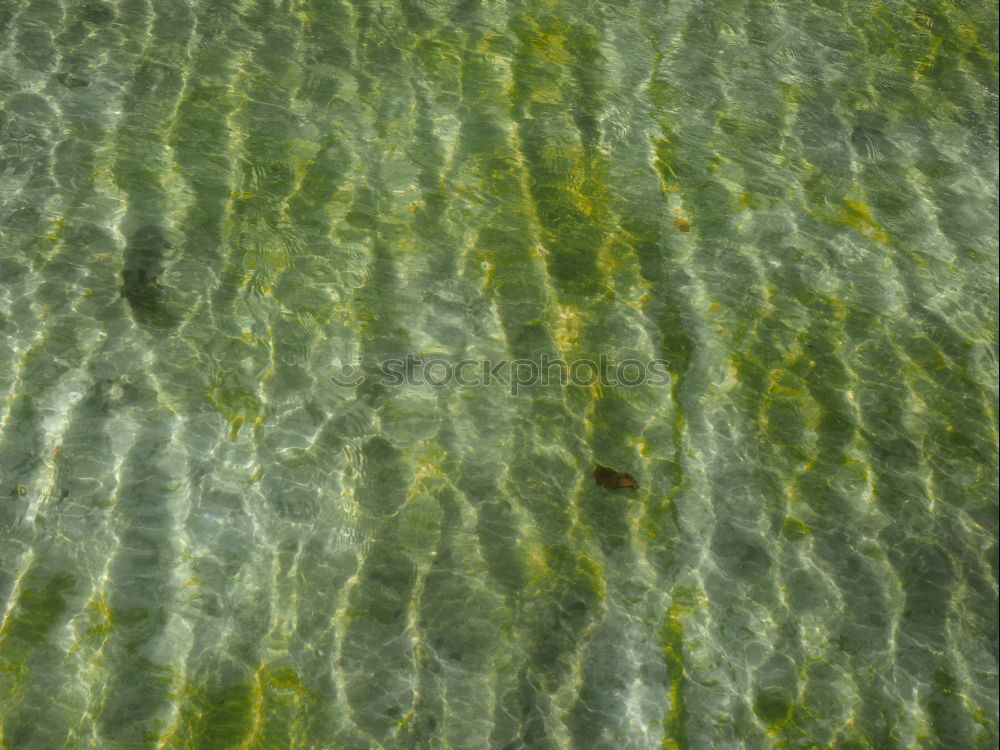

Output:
xmin=0 ymin=0 xmax=997 ymax=748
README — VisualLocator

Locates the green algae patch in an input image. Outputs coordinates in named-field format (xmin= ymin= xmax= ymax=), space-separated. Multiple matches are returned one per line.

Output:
xmin=804 ymin=196 xmax=892 ymax=245
xmin=395 ymin=487 xmax=444 ymax=556
xmin=754 ymin=687 xmax=794 ymax=729
xmin=660 ymin=606 xmax=690 ymax=750
xmin=248 ymin=664 xmax=317 ymax=749
xmin=206 ymin=368 xmax=264 ymax=439
xmin=781 ymin=517 xmax=812 ymax=541
xmin=652 ymin=136 xmax=682 ymax=189
xmin=166 ymin=663 xmax=315 ymax=750
xmin=69 ymin=594 xmax=113 ymax=655
xmin=180 ymin=679 xmax=256 ymax=749
xmin=0 ymin=571 xmax=77 ymax=654
xmin=574 ymin=552 xmax=607 ymax=602
xmin=529 ymin=544 xmax=607 ymax=605
xmin=0 ymin=571 xmax=80 ymax=712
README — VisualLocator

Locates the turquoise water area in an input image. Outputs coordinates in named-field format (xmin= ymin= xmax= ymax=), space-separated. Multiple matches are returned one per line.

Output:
xmin=0 ymin=0 xmax=997 ymax=748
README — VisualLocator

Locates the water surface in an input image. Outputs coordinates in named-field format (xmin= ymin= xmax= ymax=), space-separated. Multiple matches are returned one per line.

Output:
xmin=0 ymin=0 xmax=997 ymax=748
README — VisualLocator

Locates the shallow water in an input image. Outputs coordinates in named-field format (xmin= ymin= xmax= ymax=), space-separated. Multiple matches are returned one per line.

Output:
xmin=0 ymin=1 xmax=997 ymax=748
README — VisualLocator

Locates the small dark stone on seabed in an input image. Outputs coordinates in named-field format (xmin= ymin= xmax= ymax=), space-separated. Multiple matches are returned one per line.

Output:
xmin=593 ymin=465 xmax=638 ymax=489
